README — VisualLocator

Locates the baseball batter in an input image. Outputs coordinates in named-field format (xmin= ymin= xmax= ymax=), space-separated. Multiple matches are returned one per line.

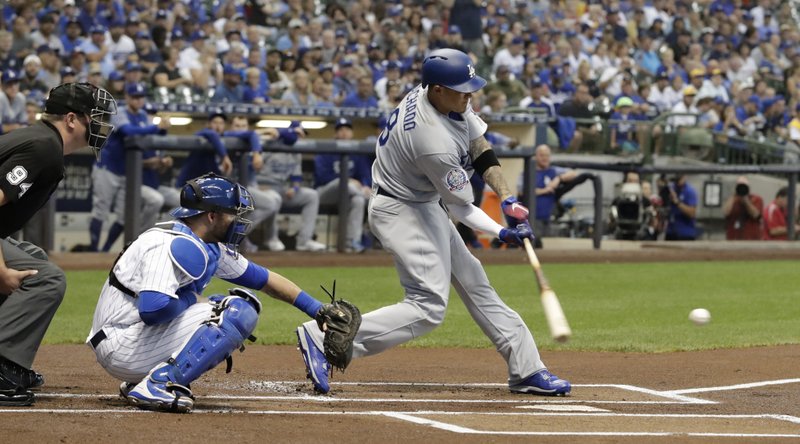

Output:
xmin=297 ymin=49 xmax=570 ymax=396
xmin=87 ymin=173 xmax=338 ymax=413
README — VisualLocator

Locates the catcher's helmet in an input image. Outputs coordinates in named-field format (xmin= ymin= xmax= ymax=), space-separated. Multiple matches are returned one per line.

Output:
xmin=44 ymin=82 xmax=117 ymax=158
xmin=421 ymin=48 xmax=486 ymax=93
xmin=171 ymin=173 xmax=255 ymax=255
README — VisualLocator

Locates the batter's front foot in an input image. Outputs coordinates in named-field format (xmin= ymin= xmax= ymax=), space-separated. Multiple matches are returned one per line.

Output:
xmin=509 ymin=369 xmax=571 ymax=396
xmin=296 ymin=326 xmax=331 ymax=394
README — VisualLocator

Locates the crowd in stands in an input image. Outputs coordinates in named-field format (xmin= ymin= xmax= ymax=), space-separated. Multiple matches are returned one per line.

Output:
xmin=3 ymin=0 xmax=800 ymax=247
xmin=1 ymin=0 xmax=799 ymax=152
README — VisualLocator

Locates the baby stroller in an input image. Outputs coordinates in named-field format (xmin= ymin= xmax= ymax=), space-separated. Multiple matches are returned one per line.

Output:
xmin=610 ymin=182 xmax=645 ymax=240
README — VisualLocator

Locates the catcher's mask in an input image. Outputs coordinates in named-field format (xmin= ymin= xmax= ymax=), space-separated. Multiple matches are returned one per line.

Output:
xmin=44 ymin=82 xmax=117 ymax=159
xmin=170 ymin=173 xmax=255 ymax=256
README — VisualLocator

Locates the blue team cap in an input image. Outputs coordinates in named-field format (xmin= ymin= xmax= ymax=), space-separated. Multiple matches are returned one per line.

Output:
xmin=2 ymin=69 xmax=20 ymax=83
xmin=108 ymin=71 xmax=124 ymax=81
xmin=60 ymin=66 xmax=76 ymax=77
xmin=109 ymin=18 xmax=125 ymax=28
xmin=172 ymin=29 xmax=185 ymax=40
xmin=340 ymin=59 xmax=354 ymax=68
xmin=335 ymin=117 xmax=353 ymax=130
xmin=289 ymin=120 xmax=307 ymax=135
xmin=156 ymin=9 xmax=168 ymax=20
xmin=319 ymin=63 xmax=334 ymax=73
xmin=135 ymin=30 xmax=150 ymax=40
xmin=126 ymin=82 xmax=147 ymax=97
xmin=90 ymin=24 xmax=106 ymax=34
xmin=208 ymin=108 xmax=227 ymax=120
xmin=448 ymin=25 xmax=461 ymax=35
xmin=223 ymin=64 xmax=239 ymax=75
xmin=335 ymin=28 xmax=348 ymax=38
xmin=36 ymin=44 xmax=54 ymax=54
xmin=385 ymin=60 xmax=401 ymax=70
xmin=189 ymin=30 xmax=207 ymax=41
xmin=511 ymin=36 xmax=524 ymax=45
xmin=125 ymin=62 xmax=143 ymax=72
xmin=748 ymin=94 xmax=761 ymax=105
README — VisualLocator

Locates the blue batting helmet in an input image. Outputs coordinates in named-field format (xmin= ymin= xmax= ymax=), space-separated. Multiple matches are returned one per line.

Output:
xmin=421 ymin=48 xmax=486 ymax=93
xmin=171 ymin=173 xmax=254 ymax=254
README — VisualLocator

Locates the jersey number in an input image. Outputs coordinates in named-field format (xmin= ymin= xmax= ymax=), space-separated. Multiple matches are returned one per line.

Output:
xmin=378 ymin=108 xmax=400 ymax=147
xmin=6 ymin=166 xmax=28 ymax=186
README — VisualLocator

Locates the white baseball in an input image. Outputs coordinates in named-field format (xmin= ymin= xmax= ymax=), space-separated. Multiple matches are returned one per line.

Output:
xmin=689 ymin=308 xmax=711 ymax=326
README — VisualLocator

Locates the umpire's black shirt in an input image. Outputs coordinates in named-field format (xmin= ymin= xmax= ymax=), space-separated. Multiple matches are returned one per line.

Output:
xmin=0 ymin=121 xmax=65 ymax=237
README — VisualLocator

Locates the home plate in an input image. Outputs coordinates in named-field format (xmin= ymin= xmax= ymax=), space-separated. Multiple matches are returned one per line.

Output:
xmin=517 ymin=404 xmax=610 ymax=412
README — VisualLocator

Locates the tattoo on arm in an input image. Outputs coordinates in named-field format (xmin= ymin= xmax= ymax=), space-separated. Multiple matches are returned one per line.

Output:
xmin=470 ymin=136 xmax=513 ymax=199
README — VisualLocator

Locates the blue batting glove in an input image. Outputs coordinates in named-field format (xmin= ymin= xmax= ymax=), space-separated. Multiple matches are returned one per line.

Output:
xmin=499 ymin=223 xmax=534 ymax=247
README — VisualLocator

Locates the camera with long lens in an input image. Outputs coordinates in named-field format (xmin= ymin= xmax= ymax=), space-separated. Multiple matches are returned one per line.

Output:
xmin=735 ymin=183 xmax=749 ymax=197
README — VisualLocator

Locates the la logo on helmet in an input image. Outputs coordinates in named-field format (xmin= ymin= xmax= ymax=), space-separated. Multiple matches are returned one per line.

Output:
xmin=468 ymin=65 xmax=475 ymax=78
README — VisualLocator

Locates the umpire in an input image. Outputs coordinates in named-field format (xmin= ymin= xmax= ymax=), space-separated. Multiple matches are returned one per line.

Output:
xmin=0 ymin=82 xmax=116 ymax=406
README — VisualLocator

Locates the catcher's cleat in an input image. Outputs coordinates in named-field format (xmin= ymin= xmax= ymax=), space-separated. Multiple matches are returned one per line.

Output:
xmin=296 ymin=326 xmax=331 ymax=394
xmin=509 ymin=369 xmax=571 ymax=396
xmin=126 ymin=365 xmax=194 ymax=413
xmin=119 ymin=381 xmax=136 ymax=399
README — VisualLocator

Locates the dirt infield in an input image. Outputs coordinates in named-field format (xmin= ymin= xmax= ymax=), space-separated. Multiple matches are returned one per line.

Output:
xmin=14 ymin=245 xmax=796 ymax=442
xmin=8 ymin=344 xmax=800 ymax=443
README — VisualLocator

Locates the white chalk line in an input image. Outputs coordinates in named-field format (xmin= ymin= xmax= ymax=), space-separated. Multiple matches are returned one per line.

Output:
xmin=34 ymin=392 xmax=702 ymax=405
xmin=666 ymin=377 xmax=800 ymax=395
xmin=2 ymin=408 xmax=797 ymax=438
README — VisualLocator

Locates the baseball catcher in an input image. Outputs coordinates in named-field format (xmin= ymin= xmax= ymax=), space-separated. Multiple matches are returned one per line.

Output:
xmin=315 ymin=281 xmax=361 ymax=372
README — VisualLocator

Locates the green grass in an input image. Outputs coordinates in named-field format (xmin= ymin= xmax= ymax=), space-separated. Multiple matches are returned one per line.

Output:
xmin=49 ymin=261 xmax=800 ymax=352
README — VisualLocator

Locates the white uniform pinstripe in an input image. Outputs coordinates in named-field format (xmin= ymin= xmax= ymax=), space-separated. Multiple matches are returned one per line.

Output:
xmin=87 ymin=224 xmax=249 ymax=382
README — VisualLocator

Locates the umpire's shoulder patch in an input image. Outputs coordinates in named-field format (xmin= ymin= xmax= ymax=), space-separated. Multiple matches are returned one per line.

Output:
xmin=169 ymin=236 xmax=208 ymax=280
xmin=445 ymin=167 xmax=469 ymax=191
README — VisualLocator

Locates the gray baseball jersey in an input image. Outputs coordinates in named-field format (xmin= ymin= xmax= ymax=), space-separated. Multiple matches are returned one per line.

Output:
xmin=302 ymin=85 xmax=546 ymax=384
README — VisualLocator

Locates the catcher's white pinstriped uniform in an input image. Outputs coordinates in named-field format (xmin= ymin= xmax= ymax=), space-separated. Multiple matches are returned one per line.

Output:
xmin=302 ymin=84 xmax=547 ymax=384
xmin=87 ymin=222 xmax=249 ymax=383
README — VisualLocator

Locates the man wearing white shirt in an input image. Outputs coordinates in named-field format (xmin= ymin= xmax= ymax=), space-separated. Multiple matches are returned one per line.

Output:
xmin=492 ymin=36 xmax=526 ymax=77
xmin=698 ymin=68 xmax=731 ymax=104
xmin=107 ymin=20 xmax=135 ymax=68
xmin=670 ymin=86 xmax=699 ymax=128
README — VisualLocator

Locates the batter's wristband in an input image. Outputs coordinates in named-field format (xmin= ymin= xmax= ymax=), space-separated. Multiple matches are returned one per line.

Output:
xmin=293 ymin=291 xmax=323 ymax=318
xmin=473 ymin=149 xmax=501 ymax=176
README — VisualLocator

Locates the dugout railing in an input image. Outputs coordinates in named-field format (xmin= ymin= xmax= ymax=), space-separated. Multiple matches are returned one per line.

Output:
xmin=551 ymin=160 xmax=800 ymax=242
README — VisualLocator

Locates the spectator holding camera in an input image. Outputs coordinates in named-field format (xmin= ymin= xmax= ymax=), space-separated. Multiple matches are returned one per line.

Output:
xmin=723 ymin=176 xmax=763 ymax=241
xmin=662 ymin=174 xmax=697 ymax=241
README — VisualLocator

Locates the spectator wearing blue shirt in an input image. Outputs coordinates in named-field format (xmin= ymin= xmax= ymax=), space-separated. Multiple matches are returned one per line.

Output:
xmin=88 ymin=83 xmax=169 ymax=252
xmin=59 ymin=19 xmax=83 ymax=57
xmin=243 ymin=66 xmax=270 ymax=103
xmin=610 ymin=97 xmax=641 ymax=154
xmin=332 ymin=59 xmax=358 ymax=103
xmin=314 ymin=118 xmax=372 ymax=253
xmin=79 ymin=25 xmax=115 ymax=77
xmin=342 ymin=75 xmax=378 ymax=108
xmin=663 ymin=174 xmax=698 ymax=241
xmin=212 ymin=64 xmax=245 ymax=103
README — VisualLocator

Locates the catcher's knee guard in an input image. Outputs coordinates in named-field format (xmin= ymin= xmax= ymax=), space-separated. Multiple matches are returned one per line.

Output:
xmin=160 ymin=296 xmax=259 ymax=386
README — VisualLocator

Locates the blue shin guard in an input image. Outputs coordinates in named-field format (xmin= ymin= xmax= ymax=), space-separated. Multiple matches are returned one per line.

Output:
xmin=127 ymin=295 xmax=259 ymax=412
xmin=167 ymin=296 xmax=259 ymax=385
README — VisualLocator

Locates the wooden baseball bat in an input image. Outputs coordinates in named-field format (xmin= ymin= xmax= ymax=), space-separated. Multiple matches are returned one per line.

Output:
xmin=522 ymin=238 xmax=572 ymax=343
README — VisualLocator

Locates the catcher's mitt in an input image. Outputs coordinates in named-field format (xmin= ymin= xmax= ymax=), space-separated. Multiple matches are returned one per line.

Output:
xmin=315 ymin=281 xmax=361 ymax=372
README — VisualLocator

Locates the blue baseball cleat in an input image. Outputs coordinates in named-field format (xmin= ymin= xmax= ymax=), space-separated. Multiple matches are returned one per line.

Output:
xmin=126 ymin=364 xmax=194 ymax=413
xmin=509 ymin=369 xmax=571 ymax=396
xmin=296 ymin=326 xmax=331 ymax=394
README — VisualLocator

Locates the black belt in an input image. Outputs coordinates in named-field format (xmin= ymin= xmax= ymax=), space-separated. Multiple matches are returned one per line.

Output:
xmin=376 ymin=186 xmax=397 ymax=199
xmin=89 ymin=330 xmax=107 ymax=349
